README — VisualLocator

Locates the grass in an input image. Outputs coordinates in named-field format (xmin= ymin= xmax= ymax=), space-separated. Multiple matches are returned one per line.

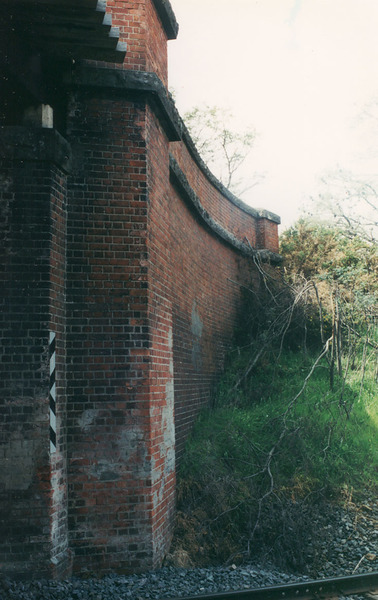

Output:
xmin=183 ymin=349 xmax=377 ymax=493
xmin=173 ymin=345 xmax=377 ymax=569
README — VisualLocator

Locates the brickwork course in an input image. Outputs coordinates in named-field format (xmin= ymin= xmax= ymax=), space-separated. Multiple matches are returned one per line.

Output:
xmin=0 ymin=0 xmax=281 ymax=578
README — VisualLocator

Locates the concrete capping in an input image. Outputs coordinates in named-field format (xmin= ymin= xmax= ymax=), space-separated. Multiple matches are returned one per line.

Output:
xmin=0 ymin=126 xmax=72 ymax=173
xmin=169 ymin=155 xmax=282 ymax=264
xmin=152 ymin=0 xmax=179 ymax=40
xmin=65 ymin=65 xmax=182 ymax=141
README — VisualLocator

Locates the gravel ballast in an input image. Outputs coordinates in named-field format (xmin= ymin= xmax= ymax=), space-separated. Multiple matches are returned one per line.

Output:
xmin=1 ymin=498 xmax=376 ymax=600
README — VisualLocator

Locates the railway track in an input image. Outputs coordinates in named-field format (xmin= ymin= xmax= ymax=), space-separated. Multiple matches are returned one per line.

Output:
xmin=165 ymin=571 xmax=378 ymax=600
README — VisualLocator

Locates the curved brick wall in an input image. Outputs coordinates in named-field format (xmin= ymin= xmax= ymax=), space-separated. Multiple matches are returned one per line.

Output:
xmin=167 ymin=133 xmax=280 ymax=459
xmin=170 ymin=139 xmax=275 ymax=251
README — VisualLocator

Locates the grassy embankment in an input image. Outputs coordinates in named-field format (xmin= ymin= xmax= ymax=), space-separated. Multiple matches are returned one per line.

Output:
xmin=173 ymin=345 xmax=377 ymax=570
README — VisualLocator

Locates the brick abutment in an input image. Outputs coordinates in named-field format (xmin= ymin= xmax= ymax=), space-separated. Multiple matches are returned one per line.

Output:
xmin=0 ymin=0 xmax=280 ymax=578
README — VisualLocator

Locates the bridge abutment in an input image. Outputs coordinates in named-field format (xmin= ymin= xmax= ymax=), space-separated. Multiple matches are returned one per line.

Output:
xmin=0 ymin=0 xmax=280 ymax=577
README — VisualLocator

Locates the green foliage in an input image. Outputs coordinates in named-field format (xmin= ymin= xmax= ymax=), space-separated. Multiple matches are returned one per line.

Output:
xmin=184 ymin=351 xmax=377 ymax=493
xmin=280 ymin=219 xmax=377 ymax=321
xmin=175 ymin=350 xmax=377 ymax=569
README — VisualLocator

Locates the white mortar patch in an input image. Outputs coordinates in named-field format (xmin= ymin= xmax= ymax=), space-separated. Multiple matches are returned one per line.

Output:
xmin=77 ymin=409 xmax=100 ymax=432
xmin=117 ymin=426 xmax=150 ymax=478
xmin=191 ymin=301 xmax=203 ymax=338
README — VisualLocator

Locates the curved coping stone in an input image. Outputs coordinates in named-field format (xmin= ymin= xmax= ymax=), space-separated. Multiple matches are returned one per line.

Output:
xmin=170 ymin=155 xmax=282 ymax=265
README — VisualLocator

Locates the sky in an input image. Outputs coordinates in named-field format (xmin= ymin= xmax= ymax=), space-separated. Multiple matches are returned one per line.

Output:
xmin=167 ymin=0 xmax=378 ymax=229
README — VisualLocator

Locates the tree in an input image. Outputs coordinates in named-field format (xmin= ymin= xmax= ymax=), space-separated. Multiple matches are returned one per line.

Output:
xmin=183 ymin=104 xmax=260 ymax=196
xmin=280 ymin=219 xmax=377 ymax=388
xmin=307 ymin=169 xmax=378 ymax=244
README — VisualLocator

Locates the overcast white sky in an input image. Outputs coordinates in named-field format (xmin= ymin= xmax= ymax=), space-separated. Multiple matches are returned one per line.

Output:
xmin=168 ymin=0 xmax=378 ymax=229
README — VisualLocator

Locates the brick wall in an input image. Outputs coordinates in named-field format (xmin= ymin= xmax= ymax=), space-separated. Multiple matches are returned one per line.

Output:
xmin=65 ymin=91 xmax=156 ymax=573
xmin=167 ymin=181 xmax=256 ymax=460
xmin=60 ymin=60 xmax=280 ymax=574
xmin=167 ymin=138 xmax=279 ymax=459
xmin=0 ymin=128 xmax=71 ymax=578
xmin=145 ymin=103 xmax=176 ymax=563
xmin=0 ymin=0 xmax=280 ymax=578
xmin=98 ymin=0 xmax=177 ymax=87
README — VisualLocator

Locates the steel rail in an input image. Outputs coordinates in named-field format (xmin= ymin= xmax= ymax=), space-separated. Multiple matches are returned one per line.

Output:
xmin=165 ymin=571 xmax=378 ymax=600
